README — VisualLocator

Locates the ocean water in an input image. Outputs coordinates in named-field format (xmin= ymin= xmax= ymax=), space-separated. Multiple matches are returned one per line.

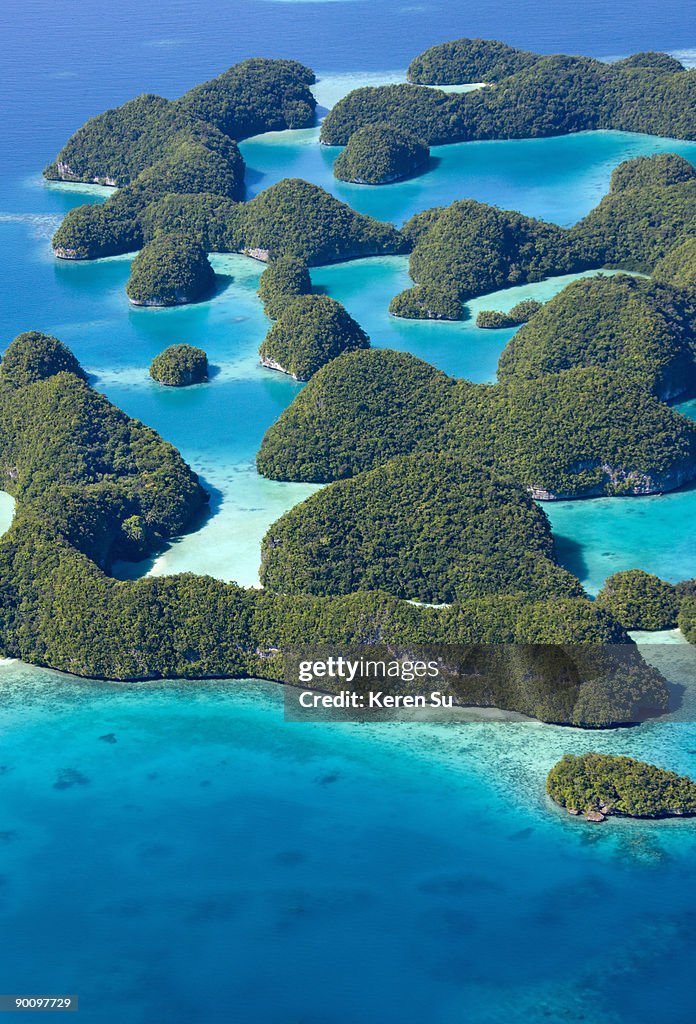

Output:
xmin=2 ymin=1 xmax=696 ymax=1020
xmin=3 ymin=642 xmax=696 ymax=1024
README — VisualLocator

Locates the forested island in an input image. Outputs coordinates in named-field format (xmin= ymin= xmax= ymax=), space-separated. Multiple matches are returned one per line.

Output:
xmin=333 ymin=124 xmax=430 ymax=184
xmin=547 ymin=753 xmax=696 ymax=820
xmin=150 ymin=345 xmax=208 ymax=386
xmin=127 ymin=235 xmax=216 ymax=306
xmin=321 ymin=40 xmax=696 ymax=145
xmin=391 ymin=153 xmax=696 ymax=318
xmin=259 ymin=295 xmax=369 ymax=380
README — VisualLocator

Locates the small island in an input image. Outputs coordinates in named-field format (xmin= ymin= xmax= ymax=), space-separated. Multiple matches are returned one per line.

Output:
xmin=259 ymin=295 xmax=369 ymax=380
xmin=127 ymin=235 xmax=216 ymax=307
xmin=333 ymin=124 xmax=430 ymax=185
xmin=476 ymin=300 xmax=542 ymax=329
xmin=150 ymin=345 xmax=208 ymax=387
xmin=389 ymin=285 xmax=462 ymax=320
xmin=547 ymin=753 xmax=696 ymax=821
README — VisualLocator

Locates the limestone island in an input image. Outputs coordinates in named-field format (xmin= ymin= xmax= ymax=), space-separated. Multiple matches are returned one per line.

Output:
xmin=476 ymin=300 xmax=542 ymax=329
xmin=150 ymin=345 xmax=208 ymax=386
xmin=259 ymin=294 xmax=369 ymax=380
xmin=547 ymin=753 xmax=696 ymax=821
xmin=127 ymin=235 xmax=215 ymax=307
xmin=333 ymin=124 xmax=430 ymax=185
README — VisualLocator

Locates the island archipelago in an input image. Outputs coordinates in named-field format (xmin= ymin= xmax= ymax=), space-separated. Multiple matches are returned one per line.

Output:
xmin=2 ymin=38 xmax=696 ymax=806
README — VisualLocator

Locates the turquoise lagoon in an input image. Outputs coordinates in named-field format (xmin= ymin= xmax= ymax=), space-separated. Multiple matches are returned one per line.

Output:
xmin=3 ymin=61 xmax=696 ymax=1022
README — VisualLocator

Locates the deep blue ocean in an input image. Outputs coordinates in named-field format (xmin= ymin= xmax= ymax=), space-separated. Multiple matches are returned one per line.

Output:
xmin=2 ymin=2 xmax=696 ymax=1021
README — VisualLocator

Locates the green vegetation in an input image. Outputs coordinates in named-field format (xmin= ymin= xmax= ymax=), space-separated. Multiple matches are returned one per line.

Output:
xmin=48 ymin=58 xmax=317 ymax=260
xmin=1 ymin=331 xmax=87 ymax=388
xmin=394 ymin=200 xmax=580 ymax=313
xmin=595 ymin=570 xmax=680 ymax=631
xmin=416 ymin=41 xmax=683 ymax=99
xmin=259 ymin=295 xmax=369 ymax=380
xmin=52 ymin=136 xmax=244 ymax=260
xmin=176 ymin=58 xmax=316 ymax=138
xmin=150 ymin=345 xmax=208 ymax=386
xmin=257 ymin=349 xmax=452 ymax=481
xmin=261 ymin=457 xmax=582 ymax=602
xmin=498 ymin=275 xmax=696 ymax=399
xmin=0 ymin=331 xmax=670 ymax=724
xmin=614 ymin=52 xmax=686 ymax=73
xmin=229 ymin=179 xmax=406 ymax=264
xmin=573 ymin=156 xmax=696 ymax=271
xmin=0 ymin=333 xmax=207 ymax=568
xmin=126 ymin=235 xmax=216 ymax=306
xmin=407 ymin=38 xmax=537 ymax=84
xmin=141 ymin=193 xmax=239 ymax=252
xmin=258 ymin=255 xmax=312 ymax=319
xmin=476 ymin=300 xmax=542 ymax=329
xmin=333 ymin=124 xmax=429 ymax=184
xmin=321 ymin=47 xmax=695 ymax=145
xmin=389 ymin=285 xmax=462 ymax=320
xmin=257 ymin=349 xmax=696 ymax=498
xmin=653 ymin=237 xmax=696 ymax=291
xmin=392 ymin=156 xmax=696 ymax=317
xmin=679 ymin=592 xmax=696 ymax=644
xmin=547 ymin=753 xmax=696 ymax=818
xmin=55 ymin=175 xmax=404 ymax=288
xmin=46 ymin=59 xmax=315 ymax=186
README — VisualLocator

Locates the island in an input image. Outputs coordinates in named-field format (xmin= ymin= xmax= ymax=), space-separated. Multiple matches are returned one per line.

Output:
xmin=126 ymin=235 xmax=216 ymax=307
xmin=391 ymin=153 xmax=696 ymax=319
xmin=256 ymin=349 xmax=696 ymax=499
xmin=258 ymin=255 xmax=312 ymax=319
xmin=260 ymin=457 xmax=582 ymax=602
xmin=389 ymin=285 xmax=462 ymax=321
xmin=259 ymin=295 xmax=369 ymax=380
xmin=497 ymin=275 xmax=696 ymax=400
xmin=595 ymin=570 xmax=681 ymax=631
xmin=547 ymin=753 xmax=696 ymax=821
xmin=46 ymin=58 xmax=315 ymax=187
xmin=333 ymin=124 xmax=430 ymax=184
xmin=476 ymin=300 xmax=542 ymax=329
xmin=150 ymin=345 xmax=208 ymax=386
xmin=320 ymin=42 xmax=695 ymax=145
